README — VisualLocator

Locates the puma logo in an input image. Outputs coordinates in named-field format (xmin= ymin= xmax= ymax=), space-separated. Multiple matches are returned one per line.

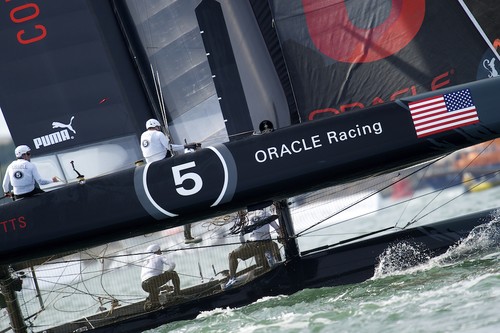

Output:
xmin=52 ymin=116 xmax=76 ymax=134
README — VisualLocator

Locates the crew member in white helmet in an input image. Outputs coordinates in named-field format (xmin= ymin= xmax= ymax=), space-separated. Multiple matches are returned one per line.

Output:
xmin=2 ymin=145 xmax=59 ymax=200
xmin=140 ymin=119 xmax=186 ymax=164
xmin=140 ymin=119 xmax=202 ymax=243
xmin=141 ymin=244 xmax=180 ymax=310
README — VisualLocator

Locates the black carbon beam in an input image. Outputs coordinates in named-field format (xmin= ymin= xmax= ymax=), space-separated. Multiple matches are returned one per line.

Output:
xmin=1 ymin=77 xmax=500 ymax=264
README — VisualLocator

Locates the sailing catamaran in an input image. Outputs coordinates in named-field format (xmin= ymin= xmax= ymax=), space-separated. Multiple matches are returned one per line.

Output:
xmin=1 ymin=0 xmax=500 ymax=332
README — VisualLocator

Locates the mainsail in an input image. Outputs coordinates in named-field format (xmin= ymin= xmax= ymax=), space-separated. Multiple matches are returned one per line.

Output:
xmin=1 ymin=1 xmax=500 ymax=332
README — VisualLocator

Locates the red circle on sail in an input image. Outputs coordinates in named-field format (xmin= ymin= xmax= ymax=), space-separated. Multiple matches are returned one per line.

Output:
xmin=302 ymin=0 xmax=425 ymax=63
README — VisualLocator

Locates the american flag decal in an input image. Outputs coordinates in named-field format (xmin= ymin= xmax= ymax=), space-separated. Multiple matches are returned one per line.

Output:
xmin=409 ymin=88 xmax=479 ymax=138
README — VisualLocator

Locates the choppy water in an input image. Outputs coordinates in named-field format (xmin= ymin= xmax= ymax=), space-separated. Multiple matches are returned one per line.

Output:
xmin=150 ymin=259 xmax=500 ymax=333
xmin=147 ymin=212 xmax=500 ymax=333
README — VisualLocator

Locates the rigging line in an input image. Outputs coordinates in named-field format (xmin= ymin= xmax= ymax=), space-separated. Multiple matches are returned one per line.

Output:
xmin=303 ymin=174 xmax=390 ymax=201
xmin=23 ymin=308 xmax=45 ymax=330
xmin=31 ymin=246 xmax=216 ymax=266
xmin=407 ymin=141 xmax=495 ymax=225
xmin=29 ymin=259 xmax=84 ymax=310
xmin=205 ymin=213 xmax=238 ymax=227
xmin=295 ymin=202 xmax=383 ymax=238
xmin=33 ymin=256 xmax=130 ymax=307
xmin=296 ymin=159 xmax=451 ymax=237
xmin=177 ymin=271 xmax=209 ymax=280
xmin=156 ymin=71 xmax=168 ymax=131
xmin=34 ymin=241 xmax=247 ymax=280
xmin=75 ymin=254 xmax=106 ymax=303
xmin=392 ymin=155 xmax=451 ymax=228
xmin=32 ymin=234 xmax=265 ymax=285
xmin=52 ymin=296 xmax=100 ymax=314
xmin=300 ymin=226 xmax=396 ymax=256
xmin=150 ymin=66 xmax=176 ymax=148
xmin=295 ymin=172 xmax=408 ymax=237
xmin=69 ymin=258 xmax=100 ymax=300
xmin=150 ymin=64 xmax=164 ymax=121
xmin=17 ymin=287 xmax=31 ymax=327
xmin=411 ymin=155 xmax=451 ymax=192
xmin=33 ymin=276 xmax=130 ymax=310
xmin=95 ymin=246 xmax=121 ymax=303
xmin=79 ymin=246 xmax=140 ymax=299
xmin=32 ymin=281 xmax=97 ymax=313
xmin=463 ymin=169 xmax=500 ymax=185
xmin=295 ymin=192 xmax=378 ymax=237
xmin=377 ymin=157 xmax=450 ymax=230
xmin=36 ymin=274 xmax=95 ymax=297
xmin=403 ymin=170 xmax=500 ymax=229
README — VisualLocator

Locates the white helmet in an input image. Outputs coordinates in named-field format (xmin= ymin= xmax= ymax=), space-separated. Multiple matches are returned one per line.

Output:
xmin=147 ymin=244 xmax=161 ymax=253
xmin=15 ymin=145 xmax=31 ymax=158
xmin=145 ymin=119 xmax=161 ymax=129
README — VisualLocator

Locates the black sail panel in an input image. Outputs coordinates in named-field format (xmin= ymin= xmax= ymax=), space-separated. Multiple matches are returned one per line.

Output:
xmin=196 ymin=0 xmax=253 ymax=141
xmin=464 ymin=0 xmax=500 ymax=49
xmin=0 ymin=1 xmax=152 ymax=155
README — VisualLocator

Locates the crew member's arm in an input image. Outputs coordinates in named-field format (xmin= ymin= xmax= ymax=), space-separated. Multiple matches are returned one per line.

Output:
xmin=160 ymin=132 xmax=185 ymax=155
xmin=270 ymin=221 xmax=283 ymax=239
xmin=31 ymin=164 xmax=57 ymax=185
xmin=2 ymin=166 xmax=11 ymax=196
xmin=161 ymin=257 xmax=176 ymax=272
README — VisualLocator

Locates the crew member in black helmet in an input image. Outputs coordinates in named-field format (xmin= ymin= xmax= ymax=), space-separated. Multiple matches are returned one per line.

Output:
xmin=258 ymin=120 xmax=274 ymax=134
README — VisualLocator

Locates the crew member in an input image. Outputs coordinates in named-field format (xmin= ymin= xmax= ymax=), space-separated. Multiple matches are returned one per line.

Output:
xmin=140 ymin=119 xmax=202 ymax=243
xmin=259 ymin=120 xmax=274 ymax=134
xmin=140 ymin=118 xmax=187 ymax=164
xmin=141 ymin=244 xmax=180 ymax=310
xmin=2 ymin=145 xmax=58 ymax=200
xmin=225 ymin=208 xmax=282 ymax=289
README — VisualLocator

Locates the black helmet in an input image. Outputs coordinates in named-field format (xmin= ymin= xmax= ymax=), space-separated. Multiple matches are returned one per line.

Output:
xmin=259 ymin=120 xmax=274 ymax=133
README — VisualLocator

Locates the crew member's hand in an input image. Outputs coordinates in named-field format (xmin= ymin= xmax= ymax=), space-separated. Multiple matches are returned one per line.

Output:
xmin=184 ymin=142 xmax=201 ymax=150
xmin=52 ymin=176 xmax=59 ymax=182
xmin=4 ymin=191 xmax=12 ymax=198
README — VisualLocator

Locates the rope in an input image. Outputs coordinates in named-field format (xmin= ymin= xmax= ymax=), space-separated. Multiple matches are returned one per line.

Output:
xmin=404 ymin=141 xmax=496 ymax=228
xmin=295 ymin=158 xmax=440 ymax=237
xmin=292 ymin=151 xmax=499 ymax=243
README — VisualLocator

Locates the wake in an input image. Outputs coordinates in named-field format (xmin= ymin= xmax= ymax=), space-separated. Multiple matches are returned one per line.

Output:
xmin=372 ymin=210 xmax=500 ymax=279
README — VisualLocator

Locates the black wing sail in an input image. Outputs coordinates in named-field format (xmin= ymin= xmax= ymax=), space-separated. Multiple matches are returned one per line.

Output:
xmin=269 ymin=0 xmax=499 ymax=121
xmin=0 ymin=1 xmax=155 ymax=180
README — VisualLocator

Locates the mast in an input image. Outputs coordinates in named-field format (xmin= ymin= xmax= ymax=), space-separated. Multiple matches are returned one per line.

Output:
xmin=275 ymin=199 xmax=304 ymax=289
xmin=275 ymin=199 xmax=300 ymax=260
xmin=0 ymin=266 xmax=26 ymax=333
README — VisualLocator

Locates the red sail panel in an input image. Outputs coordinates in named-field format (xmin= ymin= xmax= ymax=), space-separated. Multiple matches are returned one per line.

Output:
xmin=270 ymin=0 xmax=499 ymax=122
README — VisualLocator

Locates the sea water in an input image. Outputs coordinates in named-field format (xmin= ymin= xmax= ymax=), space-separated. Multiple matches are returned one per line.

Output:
xmin=148 ymin=239 xmax=500 ymax=333
xmin=145 ymin=187 xmax=500 ymax=333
